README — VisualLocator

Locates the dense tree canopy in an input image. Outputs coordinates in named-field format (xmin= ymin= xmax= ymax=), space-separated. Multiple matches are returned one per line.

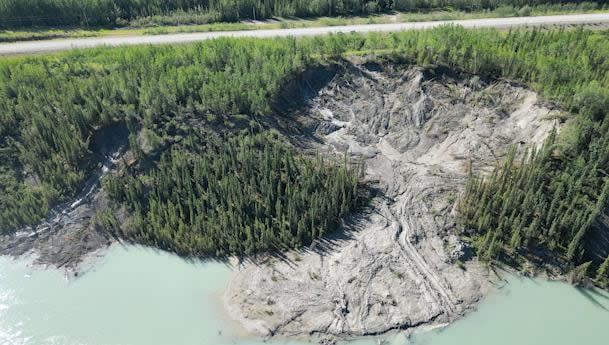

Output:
xmin=455 ymin=29 xmax=609 ymax=284
xmin=0 ymin=0 xmax=605 ymax=28
xmin=106 ymin=132 xmax=361 ymax=256
xmin=460 ymin=103 xmax=609 ymax=285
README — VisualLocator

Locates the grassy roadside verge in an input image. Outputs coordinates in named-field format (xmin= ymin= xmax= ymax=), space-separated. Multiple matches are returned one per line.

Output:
xmin=2 ymin=5 xmax=608 ymax=44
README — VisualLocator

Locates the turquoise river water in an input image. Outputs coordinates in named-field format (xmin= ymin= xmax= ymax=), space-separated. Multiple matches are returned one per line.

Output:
xmin=1 ymin=245 xmax=608 ymax=345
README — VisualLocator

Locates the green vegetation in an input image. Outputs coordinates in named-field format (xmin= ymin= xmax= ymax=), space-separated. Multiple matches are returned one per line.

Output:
xmin=0 ymin=28 xmax=99 ymax=43
xmin=0 ymin=0 xmax=606 ymax=29
xmin=0 ymin=37 xmax=313 ymax=232
xmin=2 ymin=25 xmax=609 ymax=262
xmin=0 ymin=35 xmax=363 ymax=257
xmin=397 ymin=1 xmax=608 ymax=21
xmin=106 ymin=132 xmax=360 ymax=256
xmin=457 ymin=31 xmax=609 ymax=284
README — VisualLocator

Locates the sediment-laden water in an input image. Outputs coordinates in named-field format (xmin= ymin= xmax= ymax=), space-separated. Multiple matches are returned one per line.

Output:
xmin=1 ymin=245 xmax=608 ymax=345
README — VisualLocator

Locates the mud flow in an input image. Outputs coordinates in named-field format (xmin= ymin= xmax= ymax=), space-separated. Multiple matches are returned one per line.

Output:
xmin=226 ymin=60 xmax=560 ymax=338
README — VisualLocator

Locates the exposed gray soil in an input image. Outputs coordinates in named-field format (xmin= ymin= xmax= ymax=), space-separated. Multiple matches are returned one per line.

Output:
xmin=224 ymin=60 xmax=561 ymax=340
xmin=0 ymin=191 xmax=114 ymax=271
xmin=0 ymin=125 xmax=128 ymax=272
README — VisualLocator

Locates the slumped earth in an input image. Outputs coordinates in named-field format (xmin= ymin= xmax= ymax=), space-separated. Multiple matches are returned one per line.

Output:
xmin=226 ymin=60 xmax=560 ymax=338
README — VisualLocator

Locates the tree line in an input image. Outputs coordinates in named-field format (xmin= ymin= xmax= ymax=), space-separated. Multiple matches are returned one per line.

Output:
xmin=0 ymin=0 xmax=604 ymax=28
xmin=460 ymin=100 xmax=609 ymax=286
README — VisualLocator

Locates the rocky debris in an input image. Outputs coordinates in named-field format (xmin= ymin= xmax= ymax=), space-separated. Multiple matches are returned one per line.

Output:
xmin=315 ymin=121 xmax=343 ymax=135
xmin=318 ymin=336 xmax=337 ymax=345
xmin=225 ymin=60 xmax=560 ymax=339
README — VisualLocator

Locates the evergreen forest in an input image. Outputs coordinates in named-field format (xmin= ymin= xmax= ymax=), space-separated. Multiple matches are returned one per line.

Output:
xmin=105 ymin=132 xmax=360 ymax=256
xmin=1 ymin=26 xmax=609 ymax=268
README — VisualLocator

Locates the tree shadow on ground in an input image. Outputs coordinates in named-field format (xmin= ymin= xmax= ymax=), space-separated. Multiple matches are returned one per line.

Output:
xmin=234 ymin=183 xmax=383 ymax=270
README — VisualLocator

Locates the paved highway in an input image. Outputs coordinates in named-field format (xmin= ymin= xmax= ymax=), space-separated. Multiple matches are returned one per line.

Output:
xmin=1 ymin=13 xmax=608 ymax=55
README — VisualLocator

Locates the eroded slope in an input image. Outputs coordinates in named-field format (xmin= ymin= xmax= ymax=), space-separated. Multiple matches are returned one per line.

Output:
xmin=225 ymin=61 xmax=560 ymax=338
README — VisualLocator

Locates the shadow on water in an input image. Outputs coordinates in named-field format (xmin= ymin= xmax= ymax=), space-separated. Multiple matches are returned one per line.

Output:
xmin=575 ymin=287 xmax=609 ymax=312
xmin=115 ymin=239 xmax=233 ymax=269
xmin=588 ymin=286 xmax=609 ymax=300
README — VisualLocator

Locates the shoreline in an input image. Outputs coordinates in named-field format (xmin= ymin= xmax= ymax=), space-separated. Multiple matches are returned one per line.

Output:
xmin=0 ymin=60 xmax=590 ymax=344
xmin=0 ymin=240 xmax=583 ymax=345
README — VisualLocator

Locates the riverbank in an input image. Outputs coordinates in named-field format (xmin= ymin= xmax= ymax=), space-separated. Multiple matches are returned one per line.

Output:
xmin=0 ymin=57 xmax=566 ymax=342
xmin=2 ymin=244 xmax=609 ymax=345
xmin=2 ymin=27 xmax=607 ymax=344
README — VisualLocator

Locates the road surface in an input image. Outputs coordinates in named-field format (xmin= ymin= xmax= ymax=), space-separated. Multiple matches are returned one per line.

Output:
xmin=1 ymin=13 xmax=609 ymax=55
